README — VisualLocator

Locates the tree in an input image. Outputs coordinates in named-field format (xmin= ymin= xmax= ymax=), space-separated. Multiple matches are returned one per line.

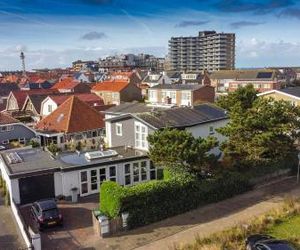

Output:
xmin=217 ymin=97 xmax=300 ymax=167
xmin=217 ymin=84 xmax=258 ymax=112
xmin=148 ymin=128 xmax=218 ymax=173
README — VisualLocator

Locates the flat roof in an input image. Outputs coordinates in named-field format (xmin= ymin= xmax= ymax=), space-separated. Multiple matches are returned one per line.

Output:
xmin=1 ymin=148 xmax=60 ymax=176
xmin=1 ymin=147 xmax=148 ymax=178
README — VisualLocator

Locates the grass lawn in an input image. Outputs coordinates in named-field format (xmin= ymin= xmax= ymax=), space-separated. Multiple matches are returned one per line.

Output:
xmin=267 ymin=214 xmax=300 ymax=240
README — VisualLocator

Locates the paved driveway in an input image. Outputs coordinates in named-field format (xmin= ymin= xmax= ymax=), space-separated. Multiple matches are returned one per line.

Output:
xmin=19 ymin=177 xmax=300 ymax=250
xmin=0 ymin=197 xmax=26 ymax=250
xmin=20 ymin=194 xmax=101 ymax=250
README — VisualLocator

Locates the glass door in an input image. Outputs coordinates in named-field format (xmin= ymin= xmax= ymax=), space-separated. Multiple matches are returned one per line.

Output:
xmin=90 ymin=169 xmax=98 ymax=194
xmin=80 ymin=171 xmax=88 ymax=196
xmin=124 ymin=163 xmax=132 ymax=186
xmin=99 ymin=168 xmax=106 ymax=186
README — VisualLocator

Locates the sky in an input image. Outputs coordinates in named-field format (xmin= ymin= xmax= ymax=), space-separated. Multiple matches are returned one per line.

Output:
xmin=1 ymin=0 xmax=300 ymax=70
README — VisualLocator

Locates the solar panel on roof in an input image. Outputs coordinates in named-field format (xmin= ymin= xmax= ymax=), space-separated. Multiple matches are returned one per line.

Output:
xmin=257 ymin=72 xmax=273 ymax=79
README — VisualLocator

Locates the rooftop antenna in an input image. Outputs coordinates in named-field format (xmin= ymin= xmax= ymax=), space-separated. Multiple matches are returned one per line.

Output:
xmin=20 ymin=51 xmax=26 ymax=76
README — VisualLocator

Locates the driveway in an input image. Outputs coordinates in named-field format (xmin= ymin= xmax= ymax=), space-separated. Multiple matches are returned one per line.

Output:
xmin=19 ymin=176 xmax=300 ymax=250
xmin=20 ymin=194 xmax=101 ymax=250
xmin=0 ymin=197 xmax=26 ymax=250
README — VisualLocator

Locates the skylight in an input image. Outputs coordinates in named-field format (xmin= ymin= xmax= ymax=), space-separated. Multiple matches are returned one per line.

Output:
xmin=57 ymin=113 xmax=64 ymax=123
xmin=6 ymin=152 xmax=23 ymax=164
xmin=85 ymin=150 xmax=118 ymax=161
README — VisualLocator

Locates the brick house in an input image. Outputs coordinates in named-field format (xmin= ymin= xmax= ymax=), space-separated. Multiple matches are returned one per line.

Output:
xmin=91 ymin=80 xmax=142 ymax=105
xmin=36 ymin=96 xmax=105 ymax=151
xmin=40 ymin=93 xmax=104 ymax=117
xmin=148 ymin=84 xmax=215 ymax=106
xmin=51 ymin=77 xmax=91 ymax=93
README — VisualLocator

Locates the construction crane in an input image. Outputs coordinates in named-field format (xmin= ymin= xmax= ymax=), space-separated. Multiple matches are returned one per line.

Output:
xmin=20 ymin=51 xmax=26 ymax=76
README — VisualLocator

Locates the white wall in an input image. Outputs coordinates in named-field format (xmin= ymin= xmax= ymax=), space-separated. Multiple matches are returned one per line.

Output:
xmin=41 ymin=98 xmax=58 ymax=117
xmin=186 ymin=119 xmax=229 ymax=155
xmin=54 ymin=172 xmax=63 ymax=197
xmin=0 ymin=157 xmax=20 ymax=204
xmin=105 ymin=121 xmax=112 ymax=147
xmin=61 ymin=171 xmax=80 ymax=197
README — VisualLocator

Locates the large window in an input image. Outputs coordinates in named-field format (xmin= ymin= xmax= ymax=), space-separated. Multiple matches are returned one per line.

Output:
xmin=141 ymin=161 xmax=147 ymax=181
xmin=124 ymin=163 xmax=131 ymax=186
xmin=99 ymin=168 xmax=106 ymax=184
xmin=150 ymin=161 xmax=156 ymax=180
xmin=80 ymin=171 xmax=88 ymax=195
xmin=133 ymin=162 xmax=140 ymax=183
xmin=109 ymin=166 xmax=116 ymax=182
xmin=135 ymin=122 xmax=148 ymax=150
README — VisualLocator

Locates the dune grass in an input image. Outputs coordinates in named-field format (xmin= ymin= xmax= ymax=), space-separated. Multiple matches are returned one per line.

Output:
xmin=177 ymin=198 xmax=300 ymax=250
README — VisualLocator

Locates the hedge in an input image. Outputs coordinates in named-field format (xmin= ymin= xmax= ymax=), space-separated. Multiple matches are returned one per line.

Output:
xmin=100 ymin=171 xmax=252 ymax=229
xmin=100 ymin=181 xmax=124 ymax=218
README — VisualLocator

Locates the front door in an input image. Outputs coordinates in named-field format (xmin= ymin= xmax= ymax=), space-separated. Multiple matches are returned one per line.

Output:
xmin=90 ymin=169 xmax=98 ymax=194
xmin=79 ymin=168 xmax=107 ymax=196
xmin=80 ymin=171 xmax=89 ymax=196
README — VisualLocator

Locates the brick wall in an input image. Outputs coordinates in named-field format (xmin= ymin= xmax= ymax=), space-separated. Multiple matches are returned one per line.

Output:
xmin=192 ymin=86 xmax=215 ymax=104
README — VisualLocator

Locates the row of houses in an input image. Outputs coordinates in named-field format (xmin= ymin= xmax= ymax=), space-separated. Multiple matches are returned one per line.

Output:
xmin=0 ymin=90 xmax=228 ymax=204
xmin=2 ymin=79 xmax=300 ymax=205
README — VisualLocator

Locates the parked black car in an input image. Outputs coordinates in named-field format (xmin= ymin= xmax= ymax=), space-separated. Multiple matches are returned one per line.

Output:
xmin=30 ymin=199 xmax=63 ymax=230
xmin=246 ymin=234 xmax=295 ymax=250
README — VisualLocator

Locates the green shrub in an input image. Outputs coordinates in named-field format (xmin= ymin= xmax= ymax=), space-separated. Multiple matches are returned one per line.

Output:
xmin=100 ymin=172 xmax=252 ymax=229
xmin=100 ymin=181 xmax=124 ymax=218
xmin=47 ymin=143 xmax=60 ymax=155
xmin=29 ymin=139 xmax=40 ymax=148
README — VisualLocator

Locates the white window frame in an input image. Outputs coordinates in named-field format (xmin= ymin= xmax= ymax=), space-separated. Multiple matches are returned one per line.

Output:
xmin=48 ymin=104 xmax=52 ymax=113
xmin=116 ymin=123 xmax=122 ymax=136
xmin=134 ymin=121 xmax=148 ymax=150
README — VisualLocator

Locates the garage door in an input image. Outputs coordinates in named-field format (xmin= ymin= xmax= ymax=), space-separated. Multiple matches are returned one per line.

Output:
xmin=19 ymin=174 xmax=55 ymax=205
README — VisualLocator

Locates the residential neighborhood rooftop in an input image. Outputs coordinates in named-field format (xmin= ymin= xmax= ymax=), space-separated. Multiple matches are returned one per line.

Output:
xmin=104 ymin=102 xmax=167 ymax=115
xmin=36 ymin=96 xmax=105 ymax=133
xmin=0 ymin=146 xmax=147 ymax=176
xmin=279 ymin=87 xmax=300 ymax=98
xmin=92 ymin=80 xmax=129 ymax=92
xmin=136 ymin=104 xmax=227 ymax=129
xmin=150 ymin=84 xmax=209 ymax=90
xmin=0 ymin=112 xmax=19 ymax=125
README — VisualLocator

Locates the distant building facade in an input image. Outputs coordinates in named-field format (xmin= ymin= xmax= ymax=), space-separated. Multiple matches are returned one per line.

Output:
xmin=169 ymin=31 xmax=235 ymax=72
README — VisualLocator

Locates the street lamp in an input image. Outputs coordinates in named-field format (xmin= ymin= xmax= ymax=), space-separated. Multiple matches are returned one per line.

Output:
xmin=297 ymin=152 xmax=300 ymax=183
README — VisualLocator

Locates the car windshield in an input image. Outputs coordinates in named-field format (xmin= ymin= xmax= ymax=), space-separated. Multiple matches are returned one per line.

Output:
xmin=43 ymin=208 xmax=59 ymax=218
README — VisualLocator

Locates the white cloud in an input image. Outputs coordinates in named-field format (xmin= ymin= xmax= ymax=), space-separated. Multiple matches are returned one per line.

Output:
xmin=237 ymin=38 xmax=300 ymax=67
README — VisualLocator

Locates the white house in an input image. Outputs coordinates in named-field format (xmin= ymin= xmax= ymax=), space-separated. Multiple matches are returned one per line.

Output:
xmin=0 ymin=146 xmax=157 ymax=205
xmin=105 ymin=103 xmax=228 ymax=154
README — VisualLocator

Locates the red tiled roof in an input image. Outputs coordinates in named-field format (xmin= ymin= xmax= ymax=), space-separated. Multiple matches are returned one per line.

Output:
xmin=11 ymin=89 xmax=58 ymax=108
xmin=0 ymin=112 xmax=19 ymax=125
xmin=52 ymin=77 xmax=79 ymax=90
xmin=36 ymin=96 xmax=105 ymax=133
xmin=92 ymin=80 xmax=129 ymax=92
xmin=49 ymin=93 xmax=104 ymax=107
xmin=111 ymin=71 xmax=133 ymax=77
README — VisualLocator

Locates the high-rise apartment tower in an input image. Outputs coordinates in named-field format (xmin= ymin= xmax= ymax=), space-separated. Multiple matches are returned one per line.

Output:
xmin=169 ymin=31 xmax=235 ymax=72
